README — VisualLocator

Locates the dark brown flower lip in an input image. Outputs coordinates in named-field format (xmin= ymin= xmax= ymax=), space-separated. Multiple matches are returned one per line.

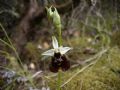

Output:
xmin=49 ymin=52 xmax=70 ymax=73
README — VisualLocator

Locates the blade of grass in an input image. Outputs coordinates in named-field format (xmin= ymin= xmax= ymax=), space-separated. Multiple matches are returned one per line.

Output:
xmin=0 ymin=23 xmax=36 ymax=88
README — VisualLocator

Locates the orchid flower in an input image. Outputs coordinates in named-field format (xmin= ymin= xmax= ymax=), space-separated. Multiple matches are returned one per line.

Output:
xmin=42 ymin=36 xmax=72 ymax=56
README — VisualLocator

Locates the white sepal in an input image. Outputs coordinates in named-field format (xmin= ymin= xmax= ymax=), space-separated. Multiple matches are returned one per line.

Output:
xmin=42 ymin=49 xmax=54 ymax=56
xmin=59 ymin=46 xmax=72 ymax=55
xmin=52 ymin=36 xmax=58 ymax=49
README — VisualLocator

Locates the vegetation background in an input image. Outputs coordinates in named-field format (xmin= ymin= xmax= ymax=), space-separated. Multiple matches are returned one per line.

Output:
xmin=0 ymin=0 xmax=120 ymax=90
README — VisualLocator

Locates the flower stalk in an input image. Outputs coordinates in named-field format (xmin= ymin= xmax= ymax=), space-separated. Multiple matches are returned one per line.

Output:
xmin=58 ymin=27 xmax=62 ymax=46
xmin=58 ymin=69 xmax=62 ymax=90
xmin=44 ymin=6 xmax=72 ymax=90
xmin=51 ymin=7 xmax=62 ymax=90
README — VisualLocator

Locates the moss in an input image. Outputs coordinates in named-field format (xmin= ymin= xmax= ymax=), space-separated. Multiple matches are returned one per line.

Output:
xmin=111 ymin=31 xmax=120 ymax=48
xmin=25 ymin=42 xmax=40 ymax=59
xmin=48 ymin=47 xmax=120 ymax=90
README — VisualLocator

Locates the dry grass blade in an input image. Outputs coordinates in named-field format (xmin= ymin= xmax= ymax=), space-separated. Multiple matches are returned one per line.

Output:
xmin=61 ymin=48 xmax=109 ymax=87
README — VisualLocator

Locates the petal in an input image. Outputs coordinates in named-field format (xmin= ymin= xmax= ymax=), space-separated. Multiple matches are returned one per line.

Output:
xmin=59 ymin=47 xmax=72 ymax=54
xmin=52 ymin=36 xmax=58 ymax=49
xmin=42 ymin=49 xmax=54 ymax=56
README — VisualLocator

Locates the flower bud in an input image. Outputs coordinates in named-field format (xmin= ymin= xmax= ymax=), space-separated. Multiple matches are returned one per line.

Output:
xmin=46 ymin=6 xmax=53 ymax=21
xmin=46 ymin=7 xmax=61 ymax=30
xmin=52 ymin=8 xmax=61 ymax=29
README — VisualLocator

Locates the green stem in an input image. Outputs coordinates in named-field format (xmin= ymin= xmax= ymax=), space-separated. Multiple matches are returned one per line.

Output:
xmin=56 ymin=11 xmax=62 ymax=90
xmin=57 ymin=70 xmax=61 ymax=90
xmin=58 ymin=28 xmax=62 ymax=46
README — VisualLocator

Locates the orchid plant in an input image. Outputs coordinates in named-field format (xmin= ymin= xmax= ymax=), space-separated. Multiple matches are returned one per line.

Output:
xmin=41 ymin=6 xmax=72 ymax=90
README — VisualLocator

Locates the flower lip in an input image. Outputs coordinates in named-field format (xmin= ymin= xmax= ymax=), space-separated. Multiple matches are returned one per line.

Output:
xmin=49 ymin=52 xmax=70 ymax=73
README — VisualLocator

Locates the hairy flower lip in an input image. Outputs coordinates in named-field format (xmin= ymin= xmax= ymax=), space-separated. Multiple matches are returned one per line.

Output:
xmin=49 ymin=52 xmax=70 ymax=73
